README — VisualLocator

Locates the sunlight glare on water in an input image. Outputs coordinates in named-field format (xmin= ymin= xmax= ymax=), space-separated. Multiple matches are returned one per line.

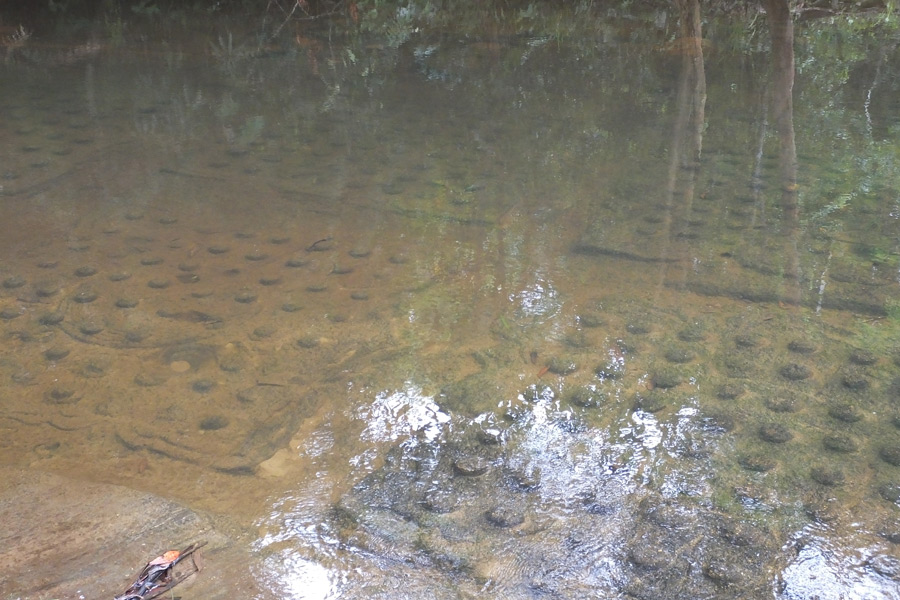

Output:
xmin=259 ymin=551 xmax=337 ymax=600
xmin=779 ymin=524 xmax=900 ymax=600
xmin=357 ymin=384 xmax=451 ymax=445
xmin=510 ymin=272 xmax=561 ymax=322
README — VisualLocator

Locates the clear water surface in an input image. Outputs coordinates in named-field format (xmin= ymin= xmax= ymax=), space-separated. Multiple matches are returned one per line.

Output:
xmin=1 ymin=8 xmax=899 ymax=599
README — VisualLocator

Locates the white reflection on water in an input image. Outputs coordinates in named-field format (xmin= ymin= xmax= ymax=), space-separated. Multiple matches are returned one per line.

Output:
xmin=510 ymin=397 xmax=637 ymax=509
xmin=255 ymin=477 xmax=344 ymax=600
xmin=778 ymin=524 xmax=900 ymax=600
xmin=509 ymin=272 xmax=561 ymax=323
xmin=627 ymin=409 xmax=663 ymax=450
xmin=259 ymin=551 xmax=338 ymax=600
xmin=357 ymin=383 xmax=451 ymax=445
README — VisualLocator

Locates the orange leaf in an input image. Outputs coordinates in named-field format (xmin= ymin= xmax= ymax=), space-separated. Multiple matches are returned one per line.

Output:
xmin=148 ymin=550 xmax=180 ymax=566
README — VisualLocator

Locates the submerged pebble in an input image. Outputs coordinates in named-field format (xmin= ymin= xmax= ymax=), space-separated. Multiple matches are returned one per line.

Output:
xmin=44 ymin=388 xmax=77 ymax=404
xmin=652 ymin=368 xmax=683 ymax=389
xmin=764 ymin=397 xmax=797 ymax=413
xmin=700 ymin=412 xmax=735 ymax=433
xmin=633 ymin=390 xmax=667 ymax=413
xmin=596 ymin=362 xmax=625 ymax=381
xmin=810 ymin=466 xmax=845 ymax=486
xmin=0 ymin=307 xmax=21 ymax=320
xmin=453 ymin=456 xmax=489 ymax=476
xmin=285 ymin=257 xmax=309 ymax=268
xmin=547 ymin=357 xmax=577 ymax=375
xmin=124 ymin=331 xmax=145 ymax=344
xmin=43 ymin=347 xmax=70 ymax=361
xmin=295 ymin=336 xmax=320 ymax=349
xmin=421 ymin=488 xmax=459 ymax=513
xmin=664 ymin=346 xmax=696 ymax=364
xmin=38 ymin=312 xmax=64 ymax=326
xmin=780 ymin=363 xmax=811 ymax=381
xmin=823 ymin=434 xmax=859 ymax=453
xmin=828 ymin=403 xmax=862 ymax=423
xmin=567 ymin=386 xmax=605 ymax=408
xmin=677 ymin=323 xmax=706 ymax=342
xmin=625 ymin=322 xmax=650 ymax=335
xmin=74 ymin=266 xmax=97 ymax=277
xmin=169 ymin=360 xmax=191 ymax=373
xmin=192 ymin=379 xmax=215 ymax=393
xmin=849 ymin=349 xmax=878 ymax=366
xmin=759 ymin=423 xmax=793 ymax=444
xmin=2 ymin=275 xmax=26 ymax=289
xmin=199 ymin=415 xmax=229 ymax=431
xmin=787 ymin=339 xmax=816 ymax=354
xmin=703 ymin=560 xmax=744 ymax=585
xmin=867 ymin=555 xmax=900 ymax=580
xmin=79 ymin=322 xmax=103 ymax=336
xmin=508 ymin=465 xmax=541 ymax=491
xmin=878 ymin=482 xmax=900 ymax=503
xmin=134 ymin=373 xmax=166 ymax=387
xmin=251 ymin=325 xmax=276 ymax=339
xmin=72 ymin=289 xmax=98 ymax=303
xmin=739 ymin=453 xmax=776 ymax=472
xmin=734 ymin=333 xmax=759 ymax=348
xmin=880 ymin=445 xmax=900 ymax=467
xmin=34 ymin=282 xmax=59 ymax=297
xmin=485 ymin=505 xmax=524 ymax=528
xmin=628 ymin=546 xmax=671 ymax=570
xmin=841 ymin=370 xmax=870 ymax=391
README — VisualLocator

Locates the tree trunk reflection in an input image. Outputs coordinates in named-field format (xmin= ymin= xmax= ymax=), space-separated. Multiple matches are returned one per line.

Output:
xmin=764 ymin=0 xmax=801 ymax=305
xmin=657 ymin=0 xmax=707 ymax=291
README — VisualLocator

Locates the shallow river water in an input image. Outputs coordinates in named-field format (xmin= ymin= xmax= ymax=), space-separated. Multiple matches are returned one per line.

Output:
xmin=1 ymin=7 xmax=900 ymax=599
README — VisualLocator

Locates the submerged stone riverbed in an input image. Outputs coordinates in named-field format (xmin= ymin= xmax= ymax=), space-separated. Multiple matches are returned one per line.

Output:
xmin=1 ymin=3 xmax=900 ymax=598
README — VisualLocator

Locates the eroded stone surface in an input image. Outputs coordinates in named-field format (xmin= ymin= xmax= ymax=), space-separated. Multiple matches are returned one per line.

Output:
xmin=0 ymin=467 xmax=269 ymax=600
